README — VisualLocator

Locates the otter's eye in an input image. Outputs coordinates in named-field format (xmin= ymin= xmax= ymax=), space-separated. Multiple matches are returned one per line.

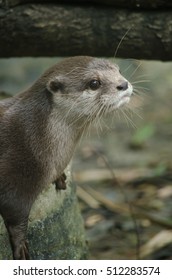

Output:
xmin=89 ymin=79 xmax=101 ymax=90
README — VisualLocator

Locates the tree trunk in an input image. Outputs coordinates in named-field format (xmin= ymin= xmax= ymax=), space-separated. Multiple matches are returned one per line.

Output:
xmin=0 ymin=3 xmax=172 ymax=60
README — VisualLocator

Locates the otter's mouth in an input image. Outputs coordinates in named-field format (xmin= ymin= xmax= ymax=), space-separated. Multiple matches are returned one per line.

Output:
xmin=115 ymin=95 xmax=131 ymax=109
xmin=101 ymin=88 xmax=133 ymax=113
xmin=116 ymin=84 xmax=133 ymax=107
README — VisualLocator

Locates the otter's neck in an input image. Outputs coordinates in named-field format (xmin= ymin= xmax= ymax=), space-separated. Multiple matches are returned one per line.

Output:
xmin=18 ymin=89 xmax=83 ymax=179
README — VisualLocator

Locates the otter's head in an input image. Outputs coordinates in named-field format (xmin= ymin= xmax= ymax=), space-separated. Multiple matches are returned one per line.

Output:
xmin=45 ymin=56 xmax=133 ymax=124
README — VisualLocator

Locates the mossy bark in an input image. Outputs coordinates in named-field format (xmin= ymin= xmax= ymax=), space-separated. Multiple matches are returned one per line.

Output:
xmin=0 ymin=179 xmax=88 ymax=260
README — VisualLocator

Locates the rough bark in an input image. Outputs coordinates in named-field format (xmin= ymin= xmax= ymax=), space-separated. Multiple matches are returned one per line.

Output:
xmin=1 ymin=0 xmax=172 ymax=9
xmin=0 ymin=3 xmax=172 ymax=60
xmin=0 ymin=180 xmax=88 ymax=260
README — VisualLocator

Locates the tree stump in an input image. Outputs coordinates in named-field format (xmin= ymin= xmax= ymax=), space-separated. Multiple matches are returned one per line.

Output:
xmin=0 ymin=173 xmax=88 ymax=260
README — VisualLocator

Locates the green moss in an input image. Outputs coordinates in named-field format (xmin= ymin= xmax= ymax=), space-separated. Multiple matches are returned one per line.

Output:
xmin=0 ymin=182 xmax=88 ymax=260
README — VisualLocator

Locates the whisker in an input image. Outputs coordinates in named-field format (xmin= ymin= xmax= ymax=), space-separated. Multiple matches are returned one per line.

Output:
xmin=122 ymin=63 xmax=134 ymax=74
xmin=133 ymin=86 xmax=150 ymax=93
xmin=114 ymin=27 xmax=132 ymax=58
xmin=94 ymin=103 xmax=109 ymax=134
xmin=120 ymin=108 xmax=137 ymax=129
xmin=129 ymin=61 xmax=143 ymax=80
xmin=133 ymin=88 xmax=149 ymax=99
xmin=132 ymin=80 xmax=150 ymax=85
xmin=125 ymin=105 xmax=143 ymax=120
xmin=133 ymin=73 xmax=151 ymax=79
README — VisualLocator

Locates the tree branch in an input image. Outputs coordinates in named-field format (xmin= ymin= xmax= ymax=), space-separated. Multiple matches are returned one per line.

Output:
xmin=0 ymin=3 xmax=172 ymax=60
xmin=1 ymin=0 xmax=172 ymax=9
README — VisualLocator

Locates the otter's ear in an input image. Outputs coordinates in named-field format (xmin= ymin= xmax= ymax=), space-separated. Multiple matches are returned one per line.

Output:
xmin=46 ymin=76 xmax=65 ymax=94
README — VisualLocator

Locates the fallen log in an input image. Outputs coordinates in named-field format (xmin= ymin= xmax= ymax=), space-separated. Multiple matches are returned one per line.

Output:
xmin=0 ymin=3 xmax=172 ymax=60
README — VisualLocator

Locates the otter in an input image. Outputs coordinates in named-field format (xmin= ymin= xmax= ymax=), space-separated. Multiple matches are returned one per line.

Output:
xmin=0 ymin=56 xmax=133 ymax=259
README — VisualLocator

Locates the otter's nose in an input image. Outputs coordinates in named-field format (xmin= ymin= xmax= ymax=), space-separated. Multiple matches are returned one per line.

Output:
xmin=116 ymin=81 xmax=128 ymax=91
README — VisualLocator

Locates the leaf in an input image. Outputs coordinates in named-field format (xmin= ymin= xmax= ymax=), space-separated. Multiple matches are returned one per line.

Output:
xmin=130 ymin=123 xmax=155 ymax=149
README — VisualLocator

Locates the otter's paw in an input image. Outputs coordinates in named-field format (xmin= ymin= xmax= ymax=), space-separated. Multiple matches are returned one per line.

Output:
xmin=14 ymin=240 xmax=30 ymax=260
xmin=54 ymin=173 xmax=67 ymax=191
